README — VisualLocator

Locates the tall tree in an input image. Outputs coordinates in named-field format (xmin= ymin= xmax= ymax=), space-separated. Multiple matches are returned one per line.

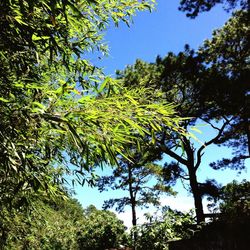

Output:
xmin=198 ymin=10 xmax=250 ymax=163
xmin=116 ymin=49 xmax=224 ymax=223
xmin=117 ymin=16 xmax=249 ymax=222
xmin=177 ymin=1 xmax=250 ymax=220
xmin=97 ymin=142 xmax=175 ymax=227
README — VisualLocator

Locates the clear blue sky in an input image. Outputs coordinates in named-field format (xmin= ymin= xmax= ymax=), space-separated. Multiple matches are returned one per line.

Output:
xmin=96 ymin=0 xmax=231 ymax=75
xmin=74 ymin=0 xmax=249 ymax=225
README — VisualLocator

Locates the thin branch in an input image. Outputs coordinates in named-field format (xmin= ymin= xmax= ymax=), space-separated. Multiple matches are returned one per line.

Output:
xmin=199 ymin=118 xmax=221 ymax=131
xmin=178 ymin=173 xmax=190 ymax=181
xmin=195 ymin=119 xmax=230 ymax=171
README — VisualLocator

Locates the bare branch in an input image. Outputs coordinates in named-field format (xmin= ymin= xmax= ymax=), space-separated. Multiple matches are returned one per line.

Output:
xmin=195 ymin=119 xmax=230 ymax=170
xmin=200 ymin=118 xmax=221 ymax=131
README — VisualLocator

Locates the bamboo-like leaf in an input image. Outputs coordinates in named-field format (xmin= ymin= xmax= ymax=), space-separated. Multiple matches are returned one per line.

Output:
xmin=0 ymin=97 xmax=10 ymax=103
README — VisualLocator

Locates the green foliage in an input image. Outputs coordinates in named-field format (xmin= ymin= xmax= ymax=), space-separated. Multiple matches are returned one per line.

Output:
xmin=1 ymin=2 xmax=191 ymax=249
xmin=0 ymin=0 xmax=187 ymax=216
xmin=199 ymin=10 xmax=250 ymax=165
xmin=116 ymin=48 xmax=218 ymax=223
xmin=3 ymin=197 xmax=85 ymax=250
xmin=77 ymin=205 xmax=128 ymax=250
xmin=217 ymin=180 xmax=250 ymax=219
xmin=133 ymin=207 xmax=196 ymax=250
xmin=1 ymin=197 xmax=128 ymax=250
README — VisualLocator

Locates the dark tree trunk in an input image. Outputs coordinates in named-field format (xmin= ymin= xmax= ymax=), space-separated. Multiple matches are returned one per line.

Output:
xmin=131 ymin=201 xmax=137 ymax=227
xmin=161 ymin=136 xmax=205 ymax=224
xmin=188 ymin=167 xmax=204 ymax=224
xmin=128 ymin=164 xmax=137 ymax=248
xmin=183 ymin=137 xmax=205 ymax=224
xmin=128 ymin=165 xmax=137 ymax=227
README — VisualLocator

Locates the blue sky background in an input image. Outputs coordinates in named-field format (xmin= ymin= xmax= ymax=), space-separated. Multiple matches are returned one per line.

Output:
xmin=74 ymin=0 xmax=249 ymax=227
xmin=97 ymin=0 xmax=230 ymax=75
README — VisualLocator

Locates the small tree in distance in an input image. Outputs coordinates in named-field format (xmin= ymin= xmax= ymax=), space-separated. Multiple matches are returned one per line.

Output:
xmin=97 ymin=143 xmax=176 ymax=228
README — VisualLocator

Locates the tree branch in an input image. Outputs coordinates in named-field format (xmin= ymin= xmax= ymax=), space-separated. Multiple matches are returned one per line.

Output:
xmin=158 ymin=141 xmax=188 ymax=166
xmin=200 ymin=118 xmax=221 ymax=131
xmin=195 ymin=119 xmax=230 ymax=171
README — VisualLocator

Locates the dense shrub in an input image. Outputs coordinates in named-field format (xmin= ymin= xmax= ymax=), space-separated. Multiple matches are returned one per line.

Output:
xmin=77 ymin=205 xmax=128 ymax=250
xmin=133 ymin=207 xmax=196 ymax=250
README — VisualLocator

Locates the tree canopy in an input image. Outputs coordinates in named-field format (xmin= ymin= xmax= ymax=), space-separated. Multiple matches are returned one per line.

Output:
xmin=199 ymin=10 xmax=250 ymax=164
xmin=179 ymin=0 xmax=248 ymax=18
xmin=134 ymin=207 xmax=195 ymax=250
xmin=209 ymin=180 xmax=250 ymax=220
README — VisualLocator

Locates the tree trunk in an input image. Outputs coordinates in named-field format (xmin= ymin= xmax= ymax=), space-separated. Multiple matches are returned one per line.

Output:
xmin=128 ymin=165 xmax=137 ymax=227
xmin=188 ymin=167 xmax=204 ymax=224
xmin=161 ymin=136 xmax=205 ymax=224
xmin=131 ymin=201 xmax=137 ymax=227
xmin=128 ymin=164 xmax=137 ymax=248
xmin=182 ymin=137 xmax=205 ymax=224
xmin=130 ymin=199 xmax=137 ymax=250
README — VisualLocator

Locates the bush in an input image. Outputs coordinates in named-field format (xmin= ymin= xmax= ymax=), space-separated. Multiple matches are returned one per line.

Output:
xmin=77 ymin=205 xmax=128 ymax=250
xmin=133 ymin=207 xmax=196 ymax=250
